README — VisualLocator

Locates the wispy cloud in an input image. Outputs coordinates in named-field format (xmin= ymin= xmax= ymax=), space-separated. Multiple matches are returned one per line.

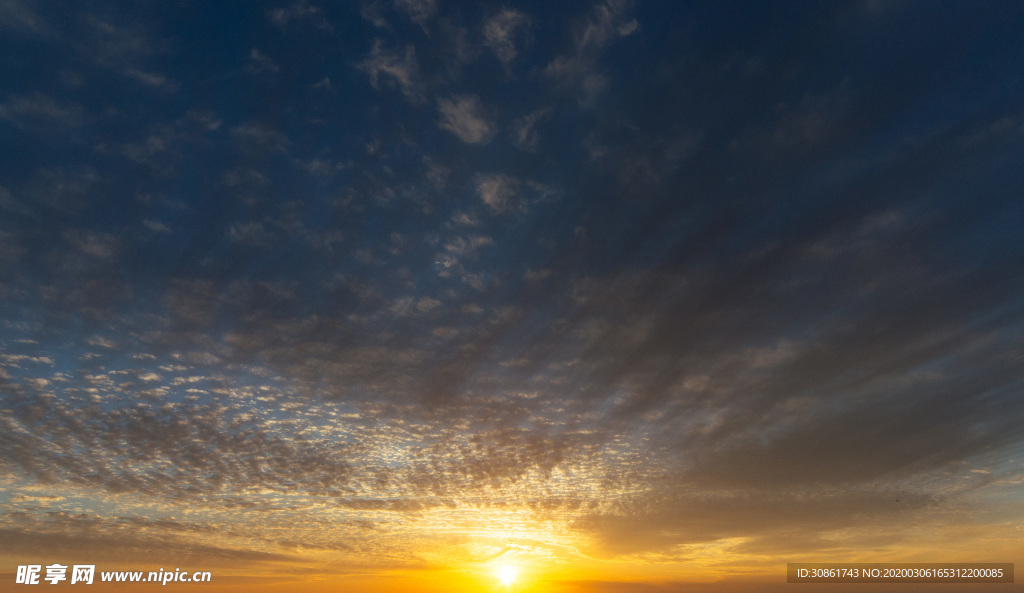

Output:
xmin=246 ymin=48 xmax=281 ymax=74
xmin=0 ymin=0 xmax=46 ymax=34
xmin=63 ymin=231 xmax=120 ymax=258
xmin=266 ymin=0 xmax=333 ymax=31
xmin=230 ymin=123 xmax=290 ymax=152
xmin=511 ymin=107 xmax=552 ymax=151
xmin=358 ymin=40 xmax=422 ymax=100
xmin=395 ymin=0 xmax=436 ymax=27
xmin=484 ymin=9 xmax=529 ymax=64
xmin=0 ymin=93 xmax=85 ymax=129
xmin=575 ymin=0 xmax=638 ymax=52
xmin=143 ymin=219 xmax=172 ymax=234
xmin=437 ymin=95 xmax=496 ymax=144
xmin=125 ymin=68 xmax=178 ymax=91
xmin=228 ymin=222 xmax=275 ymax=247
xmin=474 ymin=173 xmax=519 ymax=213
xmin=544 ymin=0 xmax=639 ymax=106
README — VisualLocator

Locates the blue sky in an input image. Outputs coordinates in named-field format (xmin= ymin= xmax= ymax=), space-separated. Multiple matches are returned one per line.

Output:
xmin=2 ymin=1 xmax=1024 ymax=590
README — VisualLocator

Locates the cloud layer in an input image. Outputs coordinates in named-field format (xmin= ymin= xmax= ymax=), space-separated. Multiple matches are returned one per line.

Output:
xmin=1 ymin=0 xmax=1023 ymax=588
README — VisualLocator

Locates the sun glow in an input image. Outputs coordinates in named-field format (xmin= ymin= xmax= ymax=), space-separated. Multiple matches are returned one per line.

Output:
xmin=496 ymin=564 xmax=518 ymax=586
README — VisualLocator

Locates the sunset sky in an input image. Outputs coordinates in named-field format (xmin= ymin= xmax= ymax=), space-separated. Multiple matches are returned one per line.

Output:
xmin=2 ymin=1 xmax=1024 ymax=591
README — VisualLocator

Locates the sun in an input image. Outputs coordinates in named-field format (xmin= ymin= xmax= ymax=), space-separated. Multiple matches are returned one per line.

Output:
xmin=496 ymin=564 xmax=518 ymax=586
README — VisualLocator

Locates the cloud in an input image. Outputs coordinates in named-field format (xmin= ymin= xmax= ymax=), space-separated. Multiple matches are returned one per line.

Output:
xmin=228 ymin=222 xmax=275 ymax=247
xmin=358 ymin=40 xmax=421 ymax=100
xmin=437 ymin=95 xmax=496 ymax=144
xmin=230 ymin=123 xmax=290 ymax=152
xmin=450 ymin=212 xmax=480 ymax=227
xmin=0 ymin=186 xmax=30 ymax=215
xmin=63 ymin=231 xmax=119 ymax=258
xmin=0 ymin=93 xmax=85 ymax=129
xmin=573 ymin=487 xmax=944 ymax=558
xmin=395 ymin=0 xmax=436 ymax=26
xmin=11 ymin=495 xmax=64 ymax=503
xmin=543 ymin=0 xmax=639 ymax=106
xmin=444 ymin=235 xmax=494 ymax=256
xmin=359 ymin=0 xmax=390 ymax=28
xmin=0 ymin=355 xmax=55 ymax=366
xmin=125 ymin=68 xmax=178 ymax=91
xmin=184 ymin=109 xmax=222 ymax=131
xmin=484 ymin=9 xmax=529 ymax=64
xmin=21 ymin=167 xmax=98 ymax=214
xmin=85 ymin=335 xmax=116 ymax=348
xmin=511 ymin=107 xmax=552 ymax=151
xmin=415 ymin=296 xmax=441 ymax=313
xmin=143 ymin=219 xmax=172 ymax=234
xmin=295 ymin=157 xmax=345 ymax=176
xmin=0 ymin=0 xmax=45 ymax=34
xmin=543 ymin=55 xmax=609 ymax=107
xmin=266 ymin=1 xmax=333 ymax=31
xmin=246 ymin=48 xmax=281 ymax=74
xmin=0 ymin=522 xmax=311 ymax=568
xmin=1 ymin=3 xmax=1021 ymax=575
xmin=576 ymin=0 xmax=638 ymax=51
xmin=474 ymin=173 xmax=519 ymax=213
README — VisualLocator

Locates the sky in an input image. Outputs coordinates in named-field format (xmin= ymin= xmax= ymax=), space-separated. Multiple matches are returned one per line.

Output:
xmin=1 ymin=1 xmax=1024 ymax=591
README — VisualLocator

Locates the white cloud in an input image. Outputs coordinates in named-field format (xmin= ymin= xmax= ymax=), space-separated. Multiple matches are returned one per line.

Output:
xmin=390 ymin=296 xmax=415 ymax=316
xmin=0 ymin=93 xmax=85 ymax=129
xmin=475 ymin=173 xmax=519 ymax=213
xmin=484 ymin=9 xmax=529 ymax=64
xmin=0 ymin=230 xmax=25 ymax=263
xmin=126 ymin=68 xmax=178 ymax=91
xmin=577 ymin=0 xmax=638 ymax=51
xmin=246 ymin=48 xmax=280 ymax=74
xmin=395 ymin=0 xmax=436 ymax=25
xmin=64 ymin=231 xmax=119 ymax=258
xmin=0 ymin=354 xmax=55 ymax=366
xmin=437 ymin=95 xmax=496 ymax=144
xmin=543 ymin=55 xmax=609 ymax=106
xmin=432 ymin=326 xmax=459 ymax=339
xmin=85 ymin=336 xmax=116 ymax=349
xmin=222 ymin=168 xmax=269 ymax=187
xmin=511 ymin=107 xmax=552 ymax=151
xmin=360 ymin=0 xmax=390 ymax=28
xmin=0 ymin=0 xmax=45 ymax=34
xmin=543 ymin=0 xmax=638 ymax=107
xmin=296 ymin=157 xmax=346 ymax=176
xmin=82 ymin=16 xmax=167 ymax=67
xmin=444 ymin=235 xmax=494 ymax=256
xmin=229 ymin=222 xmax=274 ymax=247
xmin=230 ymin=123 xmax=290 ymax=152
xmin=423 ymin=156 xmax=450 ymax=189
xmin=450 ymin=212 xmax=479 ymax=227
xmin=143 ymin=219 xmax=172 ymax=233
xmin=359 ymin=40 xmax=421 ymax=100
xmin=416 ymin=296 xmax=441 ymax=313
xmin=0 ymin=185 xmax=30 ymax=215
xmin=185 ymin=110 xmax=222 ymax=130
xmin=267 ymin=1 xmax=332 ymax=31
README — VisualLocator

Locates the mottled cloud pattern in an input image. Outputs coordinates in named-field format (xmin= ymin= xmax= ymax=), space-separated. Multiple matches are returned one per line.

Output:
xmin=1 ymin=1 xmax=1023 ymax=591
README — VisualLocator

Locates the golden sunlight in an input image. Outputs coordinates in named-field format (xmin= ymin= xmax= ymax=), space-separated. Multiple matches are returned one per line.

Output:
xmin=496 ymin=564 xmax=519 ymax=586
